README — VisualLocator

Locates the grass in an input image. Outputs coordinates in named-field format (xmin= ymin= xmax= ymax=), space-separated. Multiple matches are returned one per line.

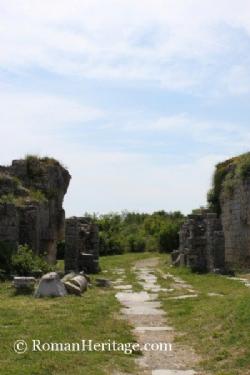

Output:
xmin=0 ymin=253 xmax=151 ymax=375
xmin=157 ymin=257 xmax=250 ymax=375
xmin=99 ymin=252 xmax=155 ymax=292
xmin=1 ymin=252 xmax=250 ymax=375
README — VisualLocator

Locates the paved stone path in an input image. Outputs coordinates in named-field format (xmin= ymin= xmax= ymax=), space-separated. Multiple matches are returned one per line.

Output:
xmin=114 ymin=258 xmax=204 ymax=375
xmin=226 ymin=276 xmax=250 ymax=288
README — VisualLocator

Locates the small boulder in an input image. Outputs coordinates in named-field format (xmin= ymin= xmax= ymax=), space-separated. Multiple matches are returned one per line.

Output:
xmin=64 ymin=275 xmax=88 ymax=295
xmin=13 ymin=276 xmax=36 ymax=292
xmin=34 ymin=272 xmax=67 ymax=298
xmin=96 ymin=278 xmax=112 ymax=288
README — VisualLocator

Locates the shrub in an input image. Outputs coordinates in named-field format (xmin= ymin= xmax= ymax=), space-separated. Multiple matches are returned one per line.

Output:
xmin=158 ymin=223 xmax=179 ymax=253
xmin=127 ymin=235 xmax=146 ymax=253
xmin=92 ymin=210 xmax=184 ymax=256
xmin=208 ymin=152 xmax=250 ymax=214
xmin=11 ymin=244 xmax=52 ymax=276
xmin=145 ymin=236 xmax=158 ymax=252
xmin=0 ymin=193 xmax=16 ymax=205
xmin=235 ymin=152 xmax=250 ymax=179
xmin=29 ymin=189 xmax=48 ymax=203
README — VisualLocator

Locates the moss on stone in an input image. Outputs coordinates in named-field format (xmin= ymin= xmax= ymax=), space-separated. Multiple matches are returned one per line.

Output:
xmin=25 ymin=154 xmax=66 ymax=170
xmin=208 ymin=152 xmax=250 ymax=214
xmin=0 ymin=189 xmax=48 ymax=207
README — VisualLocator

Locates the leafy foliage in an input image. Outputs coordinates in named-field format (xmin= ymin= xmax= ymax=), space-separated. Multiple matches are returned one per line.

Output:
xmin=208 ymin=152 xmax=250 ymax=214
xmin=11 ymin=244 xmax=52 ymax=276
xmin=29 ymin=189 xmax=48 ymax=203
xmin=88 ymin=210 xmax=184 ymax=255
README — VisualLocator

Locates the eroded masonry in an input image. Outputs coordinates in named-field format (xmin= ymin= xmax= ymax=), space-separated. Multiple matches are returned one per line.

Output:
xmin=65 ymin=217 xmax=100 ymax=274
xmin=174 ymin=153 xmax=250 ymax=272
xmin=0 ymin=156 xmax=101 ymax=275
xmin=0 ymin=156 xmax=70 ymax=264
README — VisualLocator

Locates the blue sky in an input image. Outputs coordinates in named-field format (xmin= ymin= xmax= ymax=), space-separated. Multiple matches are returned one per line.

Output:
xmin=0 ymin=0 xmax=250 ymax=216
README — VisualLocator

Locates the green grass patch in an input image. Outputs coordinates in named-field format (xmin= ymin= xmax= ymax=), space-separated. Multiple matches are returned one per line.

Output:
xmin=0 ymin=253 xmax=155 ymax=375
xmin=99 ymin=252 xmax=157 ymax=292
xmin=2 ymin=252 xmax=249 ymax=374
xmin=158 ymin=258 xmax=250 ymax=375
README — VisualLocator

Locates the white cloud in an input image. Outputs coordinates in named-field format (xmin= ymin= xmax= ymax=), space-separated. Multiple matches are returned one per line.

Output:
xmin=1 ymin=1 xmax=250 ymax=92
xmin=63 ymin=151 xmax=226 ymax=216
xmin=222 ymin=65 xmax=250 ymax=95
xmin=122 ymin=113 xmax=250 ymax=151
xmin=0 ymin=89 xmax=104 ymax=128
xmin=0 ymin=87 xmax=247 ymax=215
xmin=0 ymin=87 xmax=105 ymax=166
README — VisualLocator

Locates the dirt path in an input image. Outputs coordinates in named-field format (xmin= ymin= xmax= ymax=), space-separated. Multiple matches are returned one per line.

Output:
xmin=114 ymin=258 xmax=204 ymax=375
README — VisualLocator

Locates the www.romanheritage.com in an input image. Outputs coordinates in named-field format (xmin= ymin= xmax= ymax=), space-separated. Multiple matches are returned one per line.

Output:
xmin=13 ymin=339 xmax=172 ymax=355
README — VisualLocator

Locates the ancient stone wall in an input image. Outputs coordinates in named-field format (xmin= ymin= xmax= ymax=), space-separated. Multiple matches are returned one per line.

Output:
xmin=0 ymin=157 xmax=71 ymax=264
xmin=176 ymin=153 xmax=250 ymax=272
xmin=65 ymin=217 xmax=100 ymax=274
xmin=174 ymin=212 xmax=225 ymax=272
xmin=0 ymin=204 xmax=19 ymax=249
xmin=220 ymin=178 xmax=250 ymax=269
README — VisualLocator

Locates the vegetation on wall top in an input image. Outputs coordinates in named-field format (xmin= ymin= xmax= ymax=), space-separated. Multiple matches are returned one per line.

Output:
xmin=208 ymin=152 xmax=250 ymax=214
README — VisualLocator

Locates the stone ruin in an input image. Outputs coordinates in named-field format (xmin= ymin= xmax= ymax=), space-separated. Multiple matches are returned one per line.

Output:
xmin=220 ymin=176 xmax=250 ymax=269
xmin=172 ymin=211 xmax=225 ymax=273
xmin=174 ymin=153 xmax=250 ymax=272
xmin=65 ymin=217 xmax=100 ymax=274
xmin=0 ymin=156 xmax=70 ymax=265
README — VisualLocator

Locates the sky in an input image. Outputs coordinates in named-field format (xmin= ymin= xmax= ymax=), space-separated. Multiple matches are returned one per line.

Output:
xmin=0 ymin=0 xmax=250 ymax=217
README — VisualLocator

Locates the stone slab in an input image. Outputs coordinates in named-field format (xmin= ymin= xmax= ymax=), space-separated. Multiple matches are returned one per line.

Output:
xmin=134 ymin=326 xmax=174 ymax=332
xmin=116 ymin=291 xmax=157 ymax=302
xmin=121 ymin=306 xmax=164 ymax=315
xmin=207 ymin=292 xmax=223 ymax=297
xmin=114 ymin=285 xmax=132 ymax=290
xmin=152 ymin=370 xmax=196 ymax=375
xmin=168 ymin=295 xmax=198 ymax=300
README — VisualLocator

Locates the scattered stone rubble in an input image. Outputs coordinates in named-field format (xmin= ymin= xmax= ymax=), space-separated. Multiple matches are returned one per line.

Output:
xmin=63 ymin=274 xmax=88 ymax=295
xmin=34 ymin=272 xmax=67 ymax=298
xmin=95 ymin=278 xmax=112 ymax=287
xmin=34 ymin=272 xmax=89 ymax=297
xmin=13 ymin=276 xmax=36 ymax=291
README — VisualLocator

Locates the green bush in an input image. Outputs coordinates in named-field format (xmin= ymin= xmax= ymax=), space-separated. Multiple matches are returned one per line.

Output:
xmin=29 ymin=189 xmax=48 ymax=203
xmin=87 ymin=210 xmax=184 ymax=256
xmin=127 ymin=235 xmax=146 ymax=253
xmin=11 ymin=244 xmax=52 ymax=276
xmin=158 ymin=223 xmax=179 ymax=252
xmin=208 ymin=152 xmax=250 ymax=214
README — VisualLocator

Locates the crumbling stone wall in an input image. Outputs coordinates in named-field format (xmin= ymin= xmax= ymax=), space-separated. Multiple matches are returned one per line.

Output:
xmin=0 ymin=157 xmax=71 ymax=264
xmin=65 ymin=217 xmax=100 ymax=274
xmin=175 ymin=152 xmax=250 ymax=272
xmin=220 ymin=178 xmax=250 ymax=269
xmin=174 ymin=212 xmax=225 ymax=272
